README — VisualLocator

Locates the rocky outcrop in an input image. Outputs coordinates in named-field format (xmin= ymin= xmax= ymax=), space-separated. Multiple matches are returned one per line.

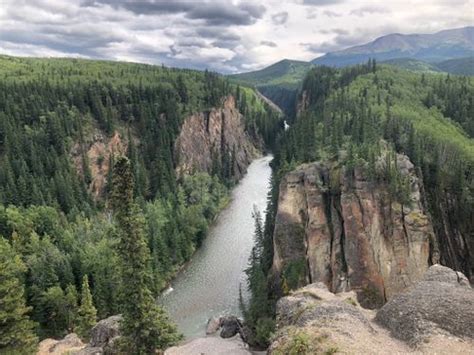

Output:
xmin=376 ymin=264 xmax=474 ymax=345
xmin=174 ymin=95 xmax=260 ymax=181
xmin=72 ymin=315 xmax=121 ymax=355
xmin=272 ymin=151 xmax=435 ymax=307
xmin=38 ymin=333 xmax=85 ymax=355
xmin=88 ymin=315 xmax=121 ymax=354
xmin=270 ymin=266 xmax=474 ymax=354
xmin=72 ymin=130 xmax=127 ymax=199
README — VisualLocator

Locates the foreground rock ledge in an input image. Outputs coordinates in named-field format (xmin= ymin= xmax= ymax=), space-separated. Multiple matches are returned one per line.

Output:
xmin=165 ymin=335 xmax=251 ymax=355
xmin=270 ymin=265 xmax=474 ymax=354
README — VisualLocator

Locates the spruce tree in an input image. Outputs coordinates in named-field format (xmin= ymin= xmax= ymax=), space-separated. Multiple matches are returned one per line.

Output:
xmin=0 ymin=238 xmax=38 ymax=353
xmin=76 ymin=275 xmax=97 ymax=341
xmin=65 ymin=284 xmax=79 ymax=333
xmin=111 ymin=157 xmax=182 ymax=353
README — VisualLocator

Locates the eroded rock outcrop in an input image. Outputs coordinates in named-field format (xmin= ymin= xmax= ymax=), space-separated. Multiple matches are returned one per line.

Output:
xmin=174 ymin=95 xmax=260 ymax=181
xmin=272 ymin=151 xmax=436 ymax=306
xmin=270 ymin=266 xmax=474 ymax=354
xmin=72 ymin=130 xmax=127 ymax=199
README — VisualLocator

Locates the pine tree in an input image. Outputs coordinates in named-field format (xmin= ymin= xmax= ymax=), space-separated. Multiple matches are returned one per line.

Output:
xmin=76 ymin=275 xmax=97 ymax=341
xmin=0 ymin=238 xmax=38 ymax=353
xmin=111 ymin=157 xmax=182 ymax=353
xmin=65 ymin=284 xmax=79 ymax=333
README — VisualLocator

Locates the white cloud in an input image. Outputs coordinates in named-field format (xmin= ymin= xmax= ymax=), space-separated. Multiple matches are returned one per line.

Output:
xmin=0 ymin=0 xmax=472 ymax=73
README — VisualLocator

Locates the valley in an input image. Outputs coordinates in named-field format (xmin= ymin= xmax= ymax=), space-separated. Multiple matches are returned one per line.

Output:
xmin=0 ymin=16 xmax=473 ymax=355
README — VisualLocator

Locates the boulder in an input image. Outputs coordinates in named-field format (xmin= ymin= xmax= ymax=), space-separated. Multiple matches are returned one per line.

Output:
xmin=269 ymin=277 xmax=474 ymax=354
xmin=89 ymin=315 xmax=122 ymax=349
xmin=38 ymin=333 xmax=85 ymax=355
xmin=375 ymin=264 xmax=474 ymax=345
xmin=220 ymin=316 xmax=243 ymax=339
xmin=206 ymin=316 xmax=221 ymax=335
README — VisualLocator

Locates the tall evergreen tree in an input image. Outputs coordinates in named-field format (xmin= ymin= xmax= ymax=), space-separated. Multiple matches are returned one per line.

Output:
xmin=111 ymin=157 xmax=181 ymax=353
xmin=76 ymin=275 xmax=97 ymax=341
xmin=65 ymin=284 xmax=79 ymax=333
xmin=0 ymin=238 xmax=38 ymax=353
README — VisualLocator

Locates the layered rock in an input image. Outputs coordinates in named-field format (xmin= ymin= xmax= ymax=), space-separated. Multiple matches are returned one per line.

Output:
xmin=270 ymin=266 xmax=474 ymax=354
xmin=174 ymin=95 xmax=260 ymax=181
xmin=272 ymin=151 xmax=435 ymax=306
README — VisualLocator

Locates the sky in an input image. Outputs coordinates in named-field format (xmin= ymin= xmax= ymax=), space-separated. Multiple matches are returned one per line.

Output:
xmin=0 ymin=0 xmax=472 ymax=73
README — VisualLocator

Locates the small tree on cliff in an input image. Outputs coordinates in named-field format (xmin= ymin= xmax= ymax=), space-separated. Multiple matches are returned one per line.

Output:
xmin=76 ymin=275 xmax=97 ymax=341
xmin=0 ymin=237 xmax=38 ymax=353
xmin=111 ymin=157 xmax=181 ymax=353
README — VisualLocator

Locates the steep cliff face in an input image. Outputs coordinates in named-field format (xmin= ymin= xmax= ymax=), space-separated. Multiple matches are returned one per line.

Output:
xmin=72 ymin=130 xmax=127 ymax=199
xmin=174 ymin=95 xmax=260 ymax=181
xmin=272 ymin=152 xmax=435 ymax=307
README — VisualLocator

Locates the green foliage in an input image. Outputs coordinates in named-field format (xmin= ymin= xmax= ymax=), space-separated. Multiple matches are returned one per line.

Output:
xmin=0 ymin=55 xmax=280 ymax=211
xmin=434 ymin=57 xmax=474 ymax=76
xmin=241 ymin=208 xmax=276 ymax=348
xmin=76 ymin=276 xmax=97 ymax=341
xmin=274 ymin=64 xmax=473 ymax=263
xmin=64 ymin=285 xmax=79 ymax=333
xmin=230 ymin=60 xmax=314 ymax=116
xmin=277 ymin=330 xmax=311 ymax=355
xmin=38 ymin=286 xmax=71 ymax=338
xmin=0 ymin=237 xmax=38 ymax=353
xmin=0 ymin=55 xmax=281 ymax=342
xmin=282 ymin=259 xmax=308 ymax=292
xmin=111 ymin=157 xmax=182 ymax=353
xmin=230 ymin=59 xmax=313 ymax=88
xmin=248 ymin=60 xmax=474 ymax=345
xmin=0 ymin=169 xmax=230 ymax=340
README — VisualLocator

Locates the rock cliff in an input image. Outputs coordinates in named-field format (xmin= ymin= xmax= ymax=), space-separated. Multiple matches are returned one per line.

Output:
xmin=72 ymin=130 xmax=127 ymax=200
xmin=272 ymin=151 xmax=436 ymax=307
xmin=174 ymin=95 xmax=260 ymax=181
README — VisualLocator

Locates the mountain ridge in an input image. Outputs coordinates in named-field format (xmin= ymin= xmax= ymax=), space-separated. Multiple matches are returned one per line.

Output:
xmin=312 ymin=26 xmax=474 ymax=67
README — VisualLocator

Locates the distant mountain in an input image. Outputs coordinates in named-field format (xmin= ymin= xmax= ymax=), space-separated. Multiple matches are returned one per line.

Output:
xmin=312 ymin=27 xmax=474 ymax=67
xmin=229 ymin=59 xmax=313 ymax=89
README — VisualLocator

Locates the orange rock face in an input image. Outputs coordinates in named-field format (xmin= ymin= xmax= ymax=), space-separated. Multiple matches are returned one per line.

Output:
xmin=174 ymin=95 xmax=259 ymax=181
xmin=72 ymin=130 xmax=127 ymax=200
xmin=272 ymin=153 xmax=435 ymax=307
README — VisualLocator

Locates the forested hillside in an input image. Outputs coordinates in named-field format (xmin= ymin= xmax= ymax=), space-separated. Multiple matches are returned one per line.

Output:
xmin=0 ymin=55 xmax=281 ymax=350
xmin=229 ymin=60 xmax=313 ymax=117
xmin=243 ymin=61 xmax=474 ymax=346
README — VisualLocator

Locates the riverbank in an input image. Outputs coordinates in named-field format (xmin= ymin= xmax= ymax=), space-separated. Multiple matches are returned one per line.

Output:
xmin=160 ymin=156 xmax=273 ymax=339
